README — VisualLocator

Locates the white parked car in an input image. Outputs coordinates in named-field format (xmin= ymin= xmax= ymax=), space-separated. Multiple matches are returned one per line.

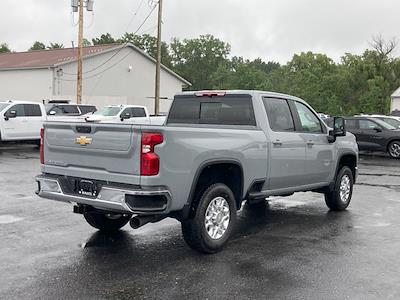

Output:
xmin=85 ymin=105 xmax=166 ymax=125
xmin=0 ymin=101 xmax=46 ymax=142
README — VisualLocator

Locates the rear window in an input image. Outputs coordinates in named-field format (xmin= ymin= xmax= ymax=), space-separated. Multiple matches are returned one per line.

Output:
xmin=167 ymin=95 xmax=256 ymax=126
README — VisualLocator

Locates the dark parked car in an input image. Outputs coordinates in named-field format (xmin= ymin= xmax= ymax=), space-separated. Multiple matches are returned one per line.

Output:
xmin=344 ymin=117 xmax=400 ymax=158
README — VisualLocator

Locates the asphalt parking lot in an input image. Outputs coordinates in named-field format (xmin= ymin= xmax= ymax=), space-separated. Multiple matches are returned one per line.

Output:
xmin=1 ymin=144 xmax=400 ymax=300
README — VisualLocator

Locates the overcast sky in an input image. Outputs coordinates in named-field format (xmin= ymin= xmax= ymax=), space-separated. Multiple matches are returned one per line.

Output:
xmin=1 ymin=0 xmax=400 ymax=63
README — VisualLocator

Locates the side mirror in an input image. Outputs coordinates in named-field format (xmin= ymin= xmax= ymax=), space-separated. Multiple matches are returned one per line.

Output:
xmin=49 ymin=110 xmax=56 ymax=116
xmin=4 ymin=110 xmax=17 ymax=121
xmin=373 ymin=127 xmax=382 ymax=133
xmin=120 ymin=112 xmax=131 ymax=121
xmin=328 ymin=117 xmax=346 ymax=143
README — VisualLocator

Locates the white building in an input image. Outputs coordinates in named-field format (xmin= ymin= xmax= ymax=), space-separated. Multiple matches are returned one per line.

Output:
xmin=0 ymin=44 xmax=190 ymax=113
xmin=391 ymin=87 xmax=400 ymax=113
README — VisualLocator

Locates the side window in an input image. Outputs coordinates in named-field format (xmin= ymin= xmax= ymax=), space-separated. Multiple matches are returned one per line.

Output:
xmin=359 ymin=119 xmax=380 ymax=130
xmin=6 ymin=104 xmax=25 ymax=117
xmin=121 ymin=108 xmax=132 ymax=117
xmin=131 ymin=107 xmax=146 ymax=118
xmin=78 ymin=106 xmax=96 ymax=114
xmin=263 ymin=98 xmax=295 ymax=131
xmin=59 ymin=105 xmax=79 ymax=115
xmin=293 ymin=101 xmax=322 ymax=133
xmin=345 ymin=119 xmax=358 ymax=130
xmin=24 ymin=104 xmax=42 ymax=117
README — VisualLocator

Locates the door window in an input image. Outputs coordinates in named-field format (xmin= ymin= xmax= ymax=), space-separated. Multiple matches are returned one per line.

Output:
xmin=6 ymin=104 xmax=25 ymax=117
xmin=131 ymin=107 xmax=146 ymax=117
xmin=345 ymin=119 xmax=358 ymax=130
xmin=293 ymin=101 xmax=322 ymax=133
xmin=121 ymin=108 xmax=132 ymax=118
xmin=24 ymin=104 xmax=42 ymax=117
xmin=359 ymin=120 xmax=380 ymax=130
xmin=263 ymin=98 xmax=295 ymax=132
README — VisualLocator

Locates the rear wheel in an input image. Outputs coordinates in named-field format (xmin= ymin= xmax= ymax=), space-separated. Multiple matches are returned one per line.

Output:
xmin=181 ymin=183 xmax=237 ymax=253
xmin=388 ymin=141 xmax=400 ymax=159
xmin=83 ymin=212 xmax=131 ymax=232
xmin=325 ymin=166 xmax=353 ymax=211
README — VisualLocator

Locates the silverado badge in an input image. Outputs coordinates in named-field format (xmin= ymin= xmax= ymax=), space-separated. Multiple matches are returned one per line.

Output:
xmin=75 ymin=136 xmax=92 ymax=146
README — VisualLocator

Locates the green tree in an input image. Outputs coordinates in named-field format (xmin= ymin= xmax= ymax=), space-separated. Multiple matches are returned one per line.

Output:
xmin=29 ymin=41 xmax=46 ymax=51
xmin=211 ymin=57 xmax=276 ymax=90
xmin=0 ymin=43 xmax=11 ymax=53
xmin=92 ymin=33 xmax=117 ymax=45
xmin=82 ymin=38 xmax=92 ymax=47
xmin=121 ymin=33 xmax=172 ymax=67
xmin=169 ymin=34 xmax=231 ymax=90
xmin=47 ymin=43 xmax=64 ymax=49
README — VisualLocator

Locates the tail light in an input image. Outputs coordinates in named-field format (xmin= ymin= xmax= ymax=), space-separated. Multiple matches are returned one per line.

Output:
xmin=140 ymin=132 xmax=163 ymax=176
xmin=40 ymin=128 xmax=45 ymax=164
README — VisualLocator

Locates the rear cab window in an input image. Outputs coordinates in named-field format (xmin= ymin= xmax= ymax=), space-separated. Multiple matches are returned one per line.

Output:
xmin=131 ymin=107 xmax=147 ymax=118
xmin=263 ymin=97 xmax=295 ymax=132
xmin=24 ymin=104 xmax=42 ymax=117
xmin=167 ymin=94 xmax=256 ymax=126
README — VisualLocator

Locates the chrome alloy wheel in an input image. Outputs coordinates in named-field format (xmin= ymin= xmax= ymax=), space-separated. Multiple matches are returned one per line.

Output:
xmin=204 ymin=196 xmax=230 ymax=240
xmin=389 ymin=142 xmax=400 ymax=158
xmin=339 ymin=175 xmax=351 ymax=203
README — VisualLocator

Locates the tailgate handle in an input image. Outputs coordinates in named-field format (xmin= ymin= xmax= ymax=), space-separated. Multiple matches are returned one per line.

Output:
xmin=76 ymin=126 xmax=92 ymax=134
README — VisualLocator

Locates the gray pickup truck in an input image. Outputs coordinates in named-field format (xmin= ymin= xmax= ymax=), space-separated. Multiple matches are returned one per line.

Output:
xmin=36 ymin=90 xmax=358 ymax=253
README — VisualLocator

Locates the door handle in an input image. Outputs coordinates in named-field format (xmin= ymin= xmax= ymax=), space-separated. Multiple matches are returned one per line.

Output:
xmin=306 ymin=140 xmax=314 ymax=146
xmin=272 ymin=140 xmax=282 ymax=146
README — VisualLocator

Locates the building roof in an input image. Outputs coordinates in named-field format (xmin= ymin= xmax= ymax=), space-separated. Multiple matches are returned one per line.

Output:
xmin=0 ymin=43 xmax=191 ymax=86
xmin=0 ymin=44 xmax=118 ymax=69
xmin=391 ymin=87 xmax=400 ymax=98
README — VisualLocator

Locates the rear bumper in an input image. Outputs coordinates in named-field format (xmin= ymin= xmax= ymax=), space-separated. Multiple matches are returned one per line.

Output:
xmin=35 ymin=174 xmax=172 ymax=214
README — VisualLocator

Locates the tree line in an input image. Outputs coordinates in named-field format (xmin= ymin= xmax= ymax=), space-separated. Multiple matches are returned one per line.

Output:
xmin=1 ymin=33 xmax=399 ymax=115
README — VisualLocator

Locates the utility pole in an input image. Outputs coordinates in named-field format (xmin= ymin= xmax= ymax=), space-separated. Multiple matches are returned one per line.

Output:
xmin=76 ymin=0 xmax=84 ymax=104
xmin=154 ymin=0 xmax=163 ymax=115
xmin=72 ymin=0 xmax=94 ymax=104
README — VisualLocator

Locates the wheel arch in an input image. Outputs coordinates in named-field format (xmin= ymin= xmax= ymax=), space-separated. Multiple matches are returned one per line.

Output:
xmin=335 ymin=152 xmax=357 ymax=183
xmin=386 ymin=138 xmax=400 ymax=153
xmin=182 ymin=159 xmax=244 ymax=219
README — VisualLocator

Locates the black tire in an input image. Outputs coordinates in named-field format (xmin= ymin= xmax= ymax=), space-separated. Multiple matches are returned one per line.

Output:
xmin=325 ymin=166 xmax=353 ymax=211
xmin=181 ymin=183 xmax=237 ymax=254
xmin=83 ymin=212 xmax=131 ymax=232
xmin=388 ymin=140 xmax=400 ymax=159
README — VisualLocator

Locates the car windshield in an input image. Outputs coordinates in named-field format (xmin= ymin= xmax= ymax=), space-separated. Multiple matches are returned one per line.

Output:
xmin=0 ymin=103 xmax=9 ymax=112
xmin=93 ymin=106 xmax=122 ymax=116
xmin=373 ymin=118 xmax=397 ymax=130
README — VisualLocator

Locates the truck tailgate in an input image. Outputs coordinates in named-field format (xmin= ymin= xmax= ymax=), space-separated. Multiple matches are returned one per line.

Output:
xmin=42 ymin=122 xmax=141 ymax=184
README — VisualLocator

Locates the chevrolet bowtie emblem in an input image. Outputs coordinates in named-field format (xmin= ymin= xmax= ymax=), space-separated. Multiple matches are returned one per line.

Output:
xmin=75 ymin=136 xmax=92 ymax=146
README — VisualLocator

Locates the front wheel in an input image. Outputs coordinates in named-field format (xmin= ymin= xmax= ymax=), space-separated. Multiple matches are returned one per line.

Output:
xmin=83 ymin=212 xmax=131 ymax=232
xmin=388 ymin=141 xmax=400 ymax=159
xmin=325 ymin=166 xmax=354 ymax=211
xmin=181 ymin=183 xmax=237 ymax=253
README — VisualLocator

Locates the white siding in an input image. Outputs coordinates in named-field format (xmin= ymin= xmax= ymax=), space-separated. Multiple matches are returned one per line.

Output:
xmin=392 ymin=97 xmax=400 ymax=112
xmin=0 ymin=68 xmax=53 ymax=102
xmin=57 ymin=47 xmax=185 ymax=113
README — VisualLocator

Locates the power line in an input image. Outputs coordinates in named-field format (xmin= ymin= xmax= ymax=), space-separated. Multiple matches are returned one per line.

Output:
xmin=62 ymin=3 xmax=157 ymax=76
xmin=58 ymin=51 xmax=132 ymax=82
